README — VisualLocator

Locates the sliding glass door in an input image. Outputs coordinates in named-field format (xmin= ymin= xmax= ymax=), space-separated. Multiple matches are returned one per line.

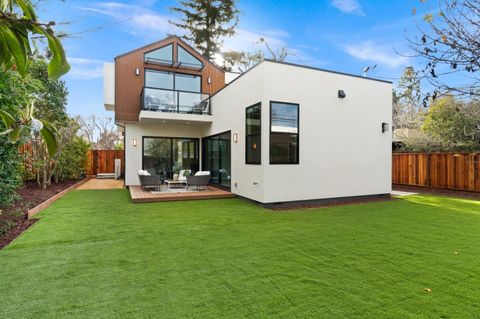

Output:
xmin=202 ymin=131 xmax=231 ymax=189
xmin=143 ymin=137 xmax=199 ymax=178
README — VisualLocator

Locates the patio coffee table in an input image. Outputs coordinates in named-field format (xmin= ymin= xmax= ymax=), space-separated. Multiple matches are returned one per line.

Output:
xmin=165 ymin=180 xmax=187 ymax=189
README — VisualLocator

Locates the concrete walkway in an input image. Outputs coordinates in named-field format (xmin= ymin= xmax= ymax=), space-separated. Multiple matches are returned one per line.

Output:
xmin=391 ymin=190 xmax=418 ymax=197
xmin=77 ymin=178 xmax=124 ymax=190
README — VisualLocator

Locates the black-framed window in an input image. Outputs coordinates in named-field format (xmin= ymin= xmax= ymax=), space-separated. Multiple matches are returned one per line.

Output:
xmin=177 ymin=45 xmax=203 ymax=69
xmin=145 ymin=69 xmax=201 ymax=93
xmin=142 ymin=137 xmax=199 ymax=178
xmin=246 ymin=103 xmax=261 ymax=164
xmin=144 ymin=44 xmax=173 ymax=64
xmin=270 ymin=101 xmax=299 ymax=164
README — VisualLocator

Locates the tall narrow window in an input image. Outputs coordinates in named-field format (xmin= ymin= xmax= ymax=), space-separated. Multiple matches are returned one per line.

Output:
xmin=270 ymin=102 xmax=299 ymax=164
xmin=246 ymin=103 xmax=261 ymax=164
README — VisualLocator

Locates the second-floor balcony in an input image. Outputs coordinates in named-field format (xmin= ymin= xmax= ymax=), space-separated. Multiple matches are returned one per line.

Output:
xmin=142 ymin=87 xmax=210 ymax=115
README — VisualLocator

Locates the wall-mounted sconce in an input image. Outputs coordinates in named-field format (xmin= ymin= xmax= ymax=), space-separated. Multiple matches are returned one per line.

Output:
xmin=132 ymin=138 xmax=137 ymax=147
xmin=233 ymin=133 xmax=238 ymax=143
xmin=381 ymin=122 xmax=389 ymax=133
xmin=135 ymin=68 xmax=140 ymax=76
xmin=338 ymin=90 xmax=346 ymax=98
xmin=207 ymin=77 xmax=211 ymax=84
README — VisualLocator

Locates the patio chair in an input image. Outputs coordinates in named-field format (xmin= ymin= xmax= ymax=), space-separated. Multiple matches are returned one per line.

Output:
xmin=138 ymin=170 xmax=164 ymax=190
xmin=186 ymin=171 xmax=211 ymax=190
xmin=192 ymin=100 xmax=209 ymax=115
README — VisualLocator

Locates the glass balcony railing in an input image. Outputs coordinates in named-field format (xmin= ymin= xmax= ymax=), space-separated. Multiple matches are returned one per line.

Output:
xmin=142 ymin=87 xmax=210 ymax=115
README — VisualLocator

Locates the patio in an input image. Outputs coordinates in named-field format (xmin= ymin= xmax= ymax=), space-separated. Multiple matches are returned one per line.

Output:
xmin=129 ymin=185 xmax=235 ymax=203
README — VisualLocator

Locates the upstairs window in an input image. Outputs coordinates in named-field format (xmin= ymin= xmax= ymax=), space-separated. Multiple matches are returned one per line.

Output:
xmin=144 ymin=44 xmax=173 ymax=65
xmin=145 ymin=70 xmax=173 ymax=90
xmin=270 ymin=102 xmax=299 ymax=164
xmin=175 ymin=73 xmax=201 ymax=92
xmin=246 ymin=103 xmax=261 ymax=164
xmin=177 ymin=45 xmax=203 ymax=69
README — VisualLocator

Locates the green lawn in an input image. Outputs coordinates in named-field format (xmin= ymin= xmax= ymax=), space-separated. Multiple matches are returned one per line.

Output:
xmin=1 ymin=190 xmax=480 ymax=318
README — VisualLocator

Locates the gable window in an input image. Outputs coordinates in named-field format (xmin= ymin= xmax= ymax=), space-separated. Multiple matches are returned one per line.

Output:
xmin=144 ymin=44 xmax=173 ymax=65
xmin=177 ymin=45 xmax=203 ymax=69
xmin=246 ymin=103 xmax=261 ymax=164
xmin=270 ymin=101 xmax=299 ymax=164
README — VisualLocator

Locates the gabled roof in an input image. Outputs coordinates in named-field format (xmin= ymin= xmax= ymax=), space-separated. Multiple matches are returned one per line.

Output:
xmin=114 ymin=35 xmax=225 ymax=73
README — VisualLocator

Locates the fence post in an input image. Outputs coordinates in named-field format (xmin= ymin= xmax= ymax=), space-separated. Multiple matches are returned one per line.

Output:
xmin=426 ymin=153 xmax=431 ymax=189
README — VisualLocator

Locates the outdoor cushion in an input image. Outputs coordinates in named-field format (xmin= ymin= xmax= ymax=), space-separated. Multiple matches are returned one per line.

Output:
xmin=138 ymin=170 xmax=151 ymax=176
xmin=195 ymin=171 xmax=210 ymax=176
xmin=178 ymin=169 xmax=191 ymax=181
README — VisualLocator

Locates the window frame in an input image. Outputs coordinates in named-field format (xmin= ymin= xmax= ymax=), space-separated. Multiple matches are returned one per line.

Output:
xmin=142 ymin=136 xmax=200 ymax=178
xmin=144 ymin=69 xmax=202 ymax=94
xmin=245 ymin=102 xmax=262 ymax=165
xmin=269 ymin=101 xmax=300 ymax=165
xmin=176 ymin=43 xmax=204 ymax=69
xmin=144 ymin=43 xmax=174 ymax=64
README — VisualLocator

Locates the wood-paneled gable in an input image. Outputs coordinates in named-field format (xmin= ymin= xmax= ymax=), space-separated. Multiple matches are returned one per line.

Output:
xmin=114 ymin=36 xmax=225 ymax=122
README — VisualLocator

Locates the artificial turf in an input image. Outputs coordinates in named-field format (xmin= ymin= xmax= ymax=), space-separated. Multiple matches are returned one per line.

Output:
xmin=1 ymin=190 xmax=480 ymax=318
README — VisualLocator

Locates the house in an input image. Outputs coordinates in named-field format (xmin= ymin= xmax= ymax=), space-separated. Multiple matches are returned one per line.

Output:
xmin=104 ymin=36 xmax=392 ymax=204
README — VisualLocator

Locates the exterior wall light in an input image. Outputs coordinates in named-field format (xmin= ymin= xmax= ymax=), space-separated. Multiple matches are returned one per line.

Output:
xmin=132 ymin=138 xmax=137 ymax=147
xmin=233 ymin=133 xmax=238 ymax=143
xmin=135 ymin=68 xmax=140 ymax=76
xmin=382 ymin=122 xmax=389 ymax=133
xmin=207 ymin=77 xmax=211 ymax=84
xmin=338 ymin=90 xmax=346 ymax=98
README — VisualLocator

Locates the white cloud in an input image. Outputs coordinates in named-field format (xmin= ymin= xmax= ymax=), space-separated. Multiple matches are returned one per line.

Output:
xmin=68 ymin=57 xmax=105 ymax=80
xmin=331 ymin=0 xmax=364 ymax=15
xmin=343 ymin=41 xmax=409 ymax=68
xmin=76 ymin=2 xmax=178 ymax=37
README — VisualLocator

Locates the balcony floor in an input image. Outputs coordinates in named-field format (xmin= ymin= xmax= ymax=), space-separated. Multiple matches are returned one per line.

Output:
xmin=129 ymin=185 xmax=235 ymax=203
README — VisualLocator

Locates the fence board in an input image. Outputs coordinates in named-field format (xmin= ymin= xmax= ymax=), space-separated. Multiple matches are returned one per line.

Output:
xmin=393 ymin=153 xmax=480 ymax=193
xmin=85 ymin=150 xmax=124 ymax=176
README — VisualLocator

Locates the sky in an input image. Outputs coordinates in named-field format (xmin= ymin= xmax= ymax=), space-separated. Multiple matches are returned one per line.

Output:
xmin=36 ymin=0 xmax=434 ymax=118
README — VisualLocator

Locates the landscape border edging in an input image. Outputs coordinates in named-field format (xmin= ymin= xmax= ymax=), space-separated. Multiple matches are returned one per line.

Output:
xmin=27 ymin=177 xmax=93 ymax=219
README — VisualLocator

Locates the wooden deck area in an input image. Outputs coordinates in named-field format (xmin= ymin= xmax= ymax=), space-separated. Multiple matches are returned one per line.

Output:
xmin=129 ymin=185 xmax=236 ymax=203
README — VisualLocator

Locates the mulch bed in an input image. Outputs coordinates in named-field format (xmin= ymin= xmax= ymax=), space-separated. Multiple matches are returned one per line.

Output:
xmin=393 ymin=185 xmax=480 ymax=200
xmin=265 ymin=195 xmax=395 ymax=211
xmin=0 ymin=180 xmax=81 ymax=250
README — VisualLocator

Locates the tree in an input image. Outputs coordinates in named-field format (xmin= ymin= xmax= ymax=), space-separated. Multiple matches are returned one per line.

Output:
xmin=408 ymin=0 xmax=480 ymax=99
xmin=170 ymin=0 xmax=239 ymax=59
xmin=0 ymin=0 xmax=70 ymax=156
xmin=222 ymin=50 xmax=263 ymax=73
xmin=0 ymin=0 xmax=70 ymax=79
xmin=423 ymin=96 xmax=480 ymax=148
xmin=76 ymin=115 xmax=121 ymax=150
xmin=258 ymin=37 xmax=290 ymax=62
xmin=393 ymin=66 xmax=425 ymax=129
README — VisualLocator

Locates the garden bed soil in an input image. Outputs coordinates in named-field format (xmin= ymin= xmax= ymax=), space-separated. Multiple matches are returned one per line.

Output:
xmin=264 ymin=194 xmax=395 ymax=211
xmin=0 ymin=179 xmax=81 ymax=249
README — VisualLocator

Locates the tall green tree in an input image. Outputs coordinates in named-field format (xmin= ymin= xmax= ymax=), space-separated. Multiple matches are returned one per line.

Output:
xmin=393 ymin=66 xmax=424 ymax=129
xmin=170 ymin=0 xmax=239 ymax=59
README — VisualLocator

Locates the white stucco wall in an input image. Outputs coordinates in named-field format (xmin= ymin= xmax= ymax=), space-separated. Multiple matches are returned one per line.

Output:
xmin=259 ymin=61 xmax=392 ymax=203
xmin=205 ymin=64 xmax=266 ymax=202
xmin=124 ymin=122 xmax=205 ymax=186
xmin=103 ymin=63 xmax=115 ymax=111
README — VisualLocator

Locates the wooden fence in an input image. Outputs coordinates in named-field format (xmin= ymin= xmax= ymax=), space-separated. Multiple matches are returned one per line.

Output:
xmin=392 ymin=153 xmax=480 ymax=192
xmin=86 ymin=150 xmax=125 ymax=176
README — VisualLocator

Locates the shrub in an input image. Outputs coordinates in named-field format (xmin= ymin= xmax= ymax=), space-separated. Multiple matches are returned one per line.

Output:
xmin=0 ymin=139 xmax=22 ymax=207
xmin=55 ymin=136 xmax=89 ymax=181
